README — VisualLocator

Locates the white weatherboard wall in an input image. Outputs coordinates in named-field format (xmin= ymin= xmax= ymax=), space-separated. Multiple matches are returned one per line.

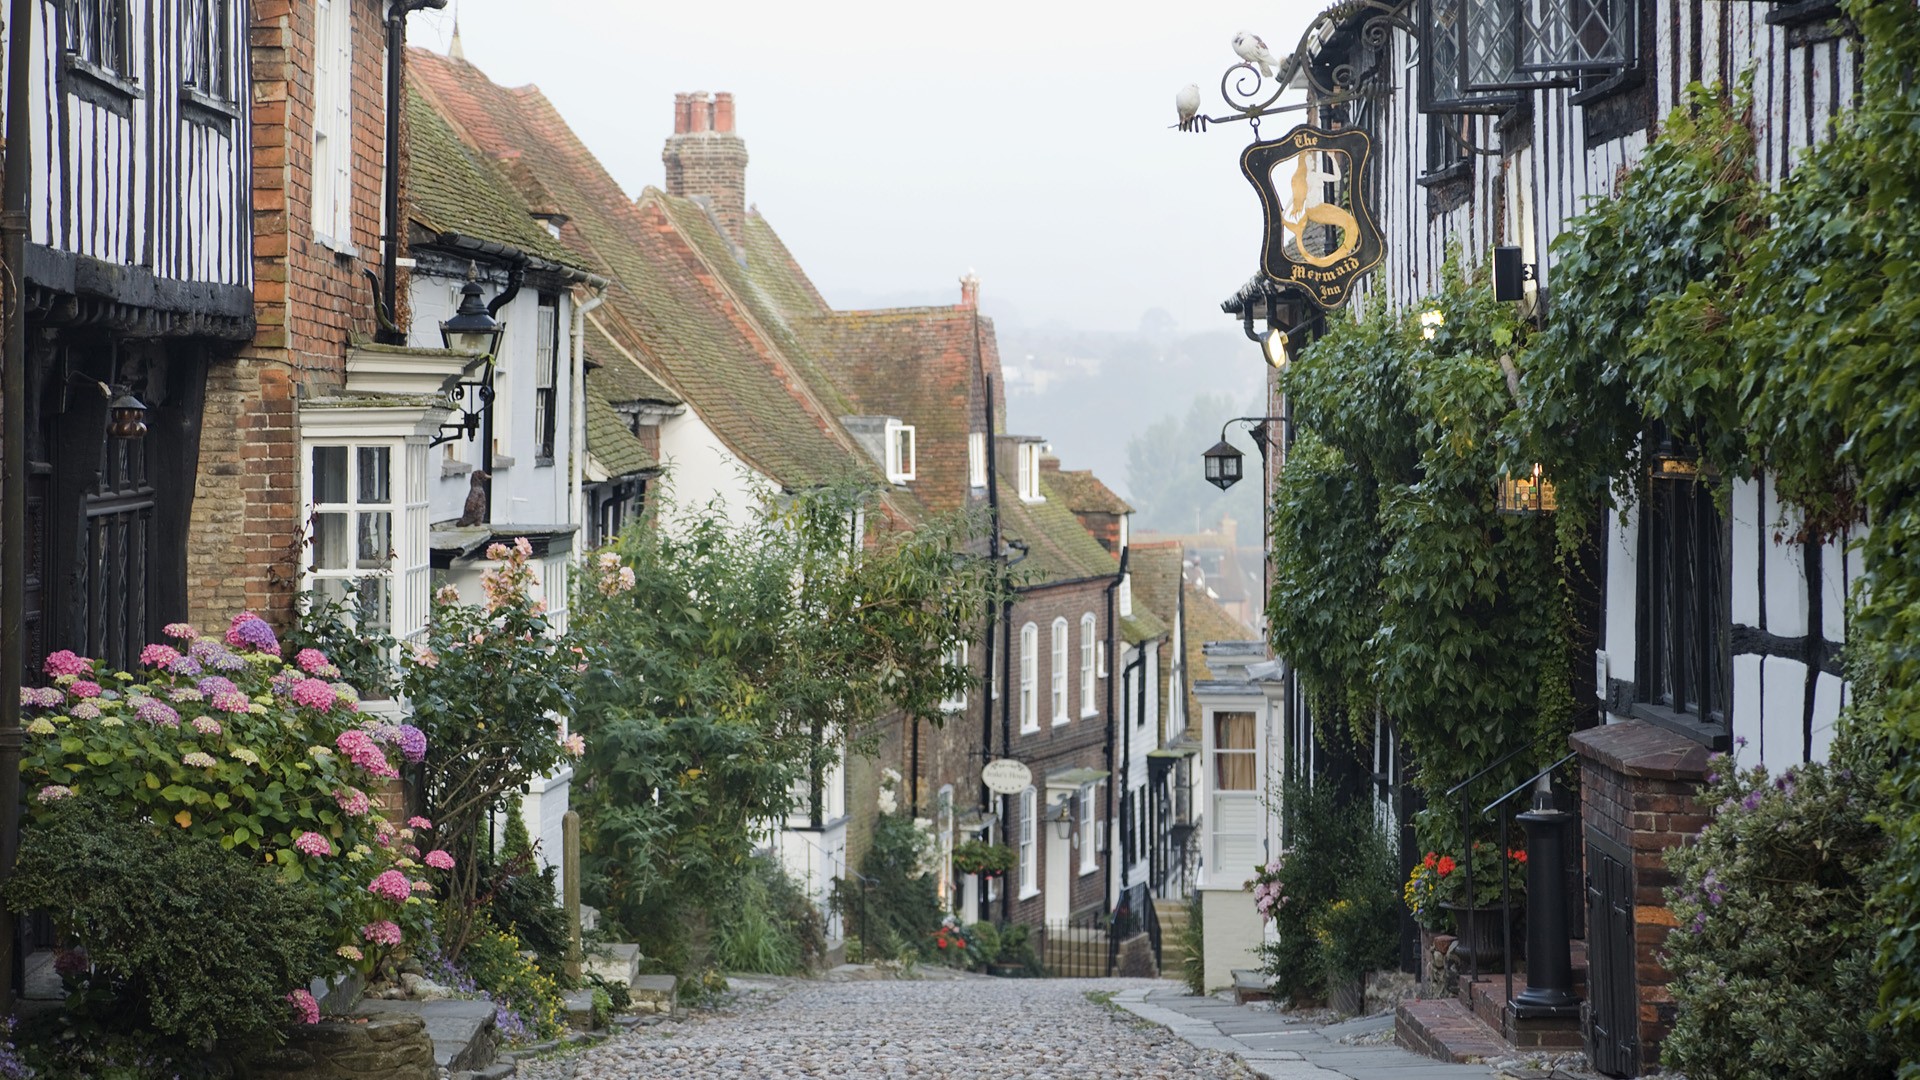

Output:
xmin=1200 ymin=886 xmax=1263 ymax=994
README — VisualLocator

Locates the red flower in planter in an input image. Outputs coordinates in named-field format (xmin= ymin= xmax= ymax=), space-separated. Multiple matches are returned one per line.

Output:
xmin=1423 ymin=852 xmax=1438 ymax=870
xmin=1436 ymin=856 xmax=1457 ymax=876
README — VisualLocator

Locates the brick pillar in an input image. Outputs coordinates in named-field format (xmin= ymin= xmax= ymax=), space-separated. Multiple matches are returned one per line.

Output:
xmin=660 ymin=90 xmax=750 ymax=247
xmin=1570 ymin=720 xmax=1713 ymax=1075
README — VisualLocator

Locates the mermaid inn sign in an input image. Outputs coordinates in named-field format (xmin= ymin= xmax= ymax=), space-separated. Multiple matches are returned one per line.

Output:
xmin=1242 ymin=125 xmax=1383 ymax=309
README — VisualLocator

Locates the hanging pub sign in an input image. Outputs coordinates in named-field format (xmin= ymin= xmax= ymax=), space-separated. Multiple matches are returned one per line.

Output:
xmin=1240 ymin=124 xmax=1384 ymax=310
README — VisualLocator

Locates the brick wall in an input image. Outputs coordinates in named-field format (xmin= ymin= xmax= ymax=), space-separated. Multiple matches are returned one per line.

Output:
xmin=662 ymin=92 xmax=749 ymax=247
xmin=1572 ymin=720 xmax=1712 ymax=1074
xmin=190 ymin=0 xmax=397 ymax=629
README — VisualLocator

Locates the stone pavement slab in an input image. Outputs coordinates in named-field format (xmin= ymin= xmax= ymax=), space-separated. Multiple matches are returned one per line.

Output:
xmin=1113 ymin=986 xmax=1497 ymax=1080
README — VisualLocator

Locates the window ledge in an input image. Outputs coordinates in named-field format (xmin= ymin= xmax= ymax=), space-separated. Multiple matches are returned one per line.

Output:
xmin=1052 ymin=716 xmax=1070 ymax=728
xmin=313 ymin=233 xmax=361 ymax=260
xmin=1079 ymin=865 xmax=1098 ymax=877
xmin=534 ymin=455 xmax=555 ymax=468
xmin=1621 ymin=699 xmax=1729 ymax=753
xmin=1081 ymin=708 xmax=1098 ymax=719
xmin=1019 ymin=723 xmax=1040 ymax=736
xmin=1416 ymin=161 xmax=1471 ymax=188
xmin=1018 ymin=886 xmax=1041 ymax=900
xmin=180 ymin=85 xmax=239 ymax=128
xmin=62 ymin=54 xmax=140 ymax=116
xmin=441 ymin=459 xmax=475 ymax=479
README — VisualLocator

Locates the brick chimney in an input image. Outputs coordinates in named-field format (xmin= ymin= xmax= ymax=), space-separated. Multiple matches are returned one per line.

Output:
xmin=959 ymin=271 xmax=980 ymax=309
xmin=662 ymin=91 xmax=750 ymax=248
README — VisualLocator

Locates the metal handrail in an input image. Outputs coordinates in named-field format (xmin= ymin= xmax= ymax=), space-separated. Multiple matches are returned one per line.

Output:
xmin=1456 ymin=751 xmax=1580 ymax=1011
xmin=1444 ymin=743 xmax=1533 ymax=799
xmin=1482 ymin=753 xmax=1577 ymax=817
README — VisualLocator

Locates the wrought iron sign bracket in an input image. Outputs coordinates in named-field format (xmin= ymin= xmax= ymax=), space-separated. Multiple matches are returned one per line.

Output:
xmin=429 ymin=358 xmax=496 ymax=449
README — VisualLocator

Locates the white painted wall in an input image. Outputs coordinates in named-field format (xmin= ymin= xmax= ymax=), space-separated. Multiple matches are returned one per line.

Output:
xmin=652 ymin=407 xmax=775 ymax=531
xmin=1200 ymin=886 xmax=1264 ymax=993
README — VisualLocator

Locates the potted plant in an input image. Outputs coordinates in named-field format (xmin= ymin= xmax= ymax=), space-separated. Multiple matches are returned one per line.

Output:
xmin=1412 ymin=843 xmax=1527 ymax=968
xmin=951 ymin=839 xmax=1014 ymax=878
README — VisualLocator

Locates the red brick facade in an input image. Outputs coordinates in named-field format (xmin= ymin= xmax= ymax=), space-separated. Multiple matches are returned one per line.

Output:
xmin=190 ymin=0 xmax=401 ymax=628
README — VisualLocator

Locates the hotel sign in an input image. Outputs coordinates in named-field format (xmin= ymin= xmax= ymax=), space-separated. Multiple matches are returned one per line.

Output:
xmin=1241 ymin=125 xmax=1384 ymax=310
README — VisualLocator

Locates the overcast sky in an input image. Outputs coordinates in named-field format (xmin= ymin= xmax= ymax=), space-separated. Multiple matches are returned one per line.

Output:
xmin=412 ymin=1 xmax=1315 ymax=334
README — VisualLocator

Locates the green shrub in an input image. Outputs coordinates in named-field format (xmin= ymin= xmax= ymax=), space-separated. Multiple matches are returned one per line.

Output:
xmin=994 ymin=923 xmax=1042 ymax=976
xmin=1662 ymin=728 xmax=1907 ymax=1079
xmin=459 ymin=916 xmax=566 ymax=1044
xmin=1177 ymin=892 xmax=1205 ymax=995
xmin=6 ymin=800 xmax=330 ymax=1048
xmin=967 ymin=920 xmax=1001 ymax=970
xmin=831 ymin=813 xmax=941 ymax=959
xmin=1258 ymin=780 xmax=1397 ymax=999
xmin=476 ymin=802 xmax=570 ymax=980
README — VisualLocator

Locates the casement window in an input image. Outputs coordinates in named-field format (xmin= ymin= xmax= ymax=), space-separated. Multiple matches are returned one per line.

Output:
xmin=1078 ymin=784 xmax=1097 ymax=873
xmin=939 ymin=640 xmax=970 ymax=713
xmin=311 ymin=0 xmax=354 ymax=248
xmin=1418 ymin=0 xmax=1635 ymax=103
xmin=1425 ymin=114 xmax=1471 ymax=179
xmin=1213 ymin=711 xmax=1258 ymax=791
xmin=1018 ymin=443 xmax=1043 ymax=502
xmin=1636 ymin=471 xmax=1730 ymax=730
xmin=885 ymin=421 xmax=916 ymax=484
xmin=534 ymin=294 xmax=560 ymax=462
xmin=1019 ymin=622 xmax=1039 ymax=733
xmin=66 ymin=0 xmax=132 ymax=77
xmin=1050 ymin=618 xmax=1069 ymax=724
xmin=304 ymin=442 xmax=431 ymax=643
xmin=968 ymin=432 xmax=988 ymax=489
xmin=182 ymin=0 xmax=234 ymax=100
xmin=1019 ymin=786 xmax=1038 ymax=897
xmin=1079 ymin=613 xmax=1096 ymax=717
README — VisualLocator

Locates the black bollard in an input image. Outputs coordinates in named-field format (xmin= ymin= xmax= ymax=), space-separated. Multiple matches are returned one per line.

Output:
xmin=1513 ymin=784 xmax=1579 ymax=1016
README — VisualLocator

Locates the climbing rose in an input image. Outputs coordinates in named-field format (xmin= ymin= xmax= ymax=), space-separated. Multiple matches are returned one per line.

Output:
xmin=42 ymin=650 xmax=91 ymax=677
xmin=294 ymin=831 xmax=332 ymax=857
xmin=287 ymin=988 xmax=320 ymax=1025
xmin=361 ymin=920 xmax=402 ymax=947
xmin=562 ymin=733 xmax=586 ymax=757
xmin=138 ymin=643 xmax=180 ymax=669
xmin=225 ymin=611 xmax=281 ymax=656
xmin=367 ymin=870 xmax=412 ymax=903
xmin=423 ymin=849 xmax=455 ymax=871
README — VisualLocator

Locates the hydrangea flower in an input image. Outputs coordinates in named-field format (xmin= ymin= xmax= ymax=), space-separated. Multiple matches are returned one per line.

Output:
xmin=24 ymin=719 xmax=55 ymax=736
xmin=307 ymin=745 xmax=333 ymax=758
xmin=294 ymin=831 xmax=332 ymax=857
xmin=182 ymin=752 xmax=218 ymax=769
xmin=138 ymin=699 xmax=181 ymax=727
xmin=230 ymin=747 xmax=260 ymax=765
xmin=292 ymin=679 xmax=337 ymax=713
xmin=210 ymin=690 xmax=251 ymax=714
xmin=36 ymin=785 xmax=73 ymax=804
xmin=424 ymin=849 xmax=455 ymax=871
xmin=196 ymin=676 xmax=238 ymax=698
xmin=411 ymin=879 xmax=434 ymax=894
xmin=225 ymin=611 xmax=281 ymax=656
xmin=366 ymin=870 xmax=412 ymax=903
xmin=166 ymin=656 xmax=204 ymax=678
xmin=336 ymin=730 xmax=392 ymax=775
xmin=408 ymin=816 xmax=433 ymax=830
xmin=20 ymin=686 xmax=62 ymax=709
xmin=192 ymin=716 xmax=223 ymax=736
xmin=330 ymin=682 xmax=360 ymax=707
xmin=69 ymin=702 xmax=101 ymax=721
xmin=286 ymin=988 xmax=320 ymax=1025
xmin=295 ymin=648 xmax=331 ymax=674
xmin=361 ymin=920 xmax=403 ymax=947
xmin=334 ymin=788 xmax=371 ymax=817
xmin=336 ymin=945 xmax=363 ymax=961
xmin=396 ymin=725 xmax=428 ymax=764
xmin=42 ymin=650 xmax=91 ymax=677
xmin=162 ymin=622 xmax=199 ymax=640
xmin=138 ymin=643 xmax=181 ymax=669
xmin=204 ymin=649 xmax=249 ymax=673
xmin=68 ymin=681 xmax=102 ymax=699
xmin=270 ymin=670 xmax=305 ymax=697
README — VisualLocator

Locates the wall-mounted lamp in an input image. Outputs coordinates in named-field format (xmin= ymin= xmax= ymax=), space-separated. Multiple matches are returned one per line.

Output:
xmin=1046 ymin=798 xmax=1076 ymax=841
xmin=1497 ymin=462 xmax=1558 ymax=515
xmin=108 ymin=391 xmax=148 ymax=439
xmin=1263 ymin=326 xmax=1290 ymax=370
xmin=1203 ymin=416 xmax=1290 ymax=491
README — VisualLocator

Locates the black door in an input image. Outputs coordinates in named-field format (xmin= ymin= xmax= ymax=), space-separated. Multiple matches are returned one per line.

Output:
xmin=1584 ymin=829 xmax=1639 ymax=1076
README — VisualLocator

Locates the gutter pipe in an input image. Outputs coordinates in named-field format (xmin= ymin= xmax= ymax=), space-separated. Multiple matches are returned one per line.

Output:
xmin=570 ymin=289 xmax=607 ymax=552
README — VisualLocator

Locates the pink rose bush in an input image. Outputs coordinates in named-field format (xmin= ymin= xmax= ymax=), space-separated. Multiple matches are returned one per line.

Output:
xmin=18 ymin=616 xmax=433 ymax=1002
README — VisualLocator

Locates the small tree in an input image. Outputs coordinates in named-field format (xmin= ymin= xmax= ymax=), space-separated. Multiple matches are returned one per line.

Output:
xmin=403 ymin=538 xmax=581 ymax=959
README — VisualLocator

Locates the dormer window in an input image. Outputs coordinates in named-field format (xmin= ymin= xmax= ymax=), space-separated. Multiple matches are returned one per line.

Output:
xmin=885 ymin=421 xmax=916 ymax=483
xmin=969 ymin=432 xmax=987 ymax=489
xmin=1018 ymin=443 xmax=1043 ymax=502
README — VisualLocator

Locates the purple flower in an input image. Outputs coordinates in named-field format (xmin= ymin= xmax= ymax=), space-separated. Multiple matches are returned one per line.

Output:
xmin=396 ymin=724 xmax=428 ymax=763
xmin=192 ymin=716 xmax=223 ymax=736
xmin=1740 ymin=789 xmax=1765 ymax=812
xmin=225 ymin=611 xmax=281 ymax=656
xmin=270 ymin=669 xmax=304 ymax=697
xmin=138 ymin=699 xmax=181 ymax=727
xmin=166 ymin=655 xmax=204 ymax=678
xmin=195 ymin=675 xmax=239 ymax=698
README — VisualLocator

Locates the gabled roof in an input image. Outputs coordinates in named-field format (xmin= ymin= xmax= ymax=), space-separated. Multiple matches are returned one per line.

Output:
xmin=1000 ymin=452 xmax=1121 ymax=587
xmin=407 ymin=50 xmax=875 ymax=493
xmin=584 ymin=392 xmax=655 ymax=479
xmin=403 ymin=87 xmax=583 ymax=270
xmin=582 ymin=319 xmax=678 ymax=405
xmin=1044 ymin=463 xmax=1132 ymax=516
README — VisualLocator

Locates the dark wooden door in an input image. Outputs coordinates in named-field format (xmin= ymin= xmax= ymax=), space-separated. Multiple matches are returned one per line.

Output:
xmin=1584 ymin=829 xmax=1639 ymax=1076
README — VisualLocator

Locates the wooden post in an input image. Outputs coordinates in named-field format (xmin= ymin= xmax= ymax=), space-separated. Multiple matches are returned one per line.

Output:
xmin=563 ymin=810 xmax=583 ymax=982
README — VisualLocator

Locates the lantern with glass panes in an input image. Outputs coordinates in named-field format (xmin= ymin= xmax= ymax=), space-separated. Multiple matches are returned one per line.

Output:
xmin=1203 ymin=416 xmax=1290 ymax=491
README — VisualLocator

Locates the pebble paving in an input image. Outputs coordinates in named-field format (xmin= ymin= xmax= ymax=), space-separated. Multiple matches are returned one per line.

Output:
xmin=520 ymin=976 xmax=1251 ymax=1079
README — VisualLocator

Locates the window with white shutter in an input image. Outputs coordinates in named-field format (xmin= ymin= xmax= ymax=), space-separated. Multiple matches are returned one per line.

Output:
xmin=312 ymin=0 xmax=354 ymax=248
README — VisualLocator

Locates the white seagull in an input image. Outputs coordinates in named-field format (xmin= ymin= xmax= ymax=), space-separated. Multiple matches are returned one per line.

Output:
xmin=1175 ymin=84 xmax=1201 ymax=130
xmin=1233 ymin=30 xmax=1280 ymax=78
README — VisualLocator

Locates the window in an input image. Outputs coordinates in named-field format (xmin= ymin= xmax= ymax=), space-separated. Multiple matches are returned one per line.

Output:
xmin=182 ymin=0 xmax=233 ymax=100
xmin=1426 ymin=113 xmax=1470 ymax=178
xmin=534 ymin=294 xmax=560 ymax=462
xmin=1019 ymin=622 xmax=1038 ymax=733
xmin=305 ymin=443 xmax=429 ymax=644
xmin=1079 ymin=613 xmax=1096 ymax=716
xmin=1019 ymin=786 xmax=1038 ymax=897
xmin=885 ymin=421 xmax=916 ymax=483
xmin=311 ymin=0 xmax=354 ymax=247
xmin=939 ymin=640 xmax=969 ymax=713
xmin=1636 ymin=471 xmax=1730 ymax=729
xmin=1214 ymin=711 xmax=1257 ymax=791
xmin=1050 ymin=618 xmax=1069 ymax=724
xmin=1421 ymin=0 xmax=1635 ymax=99
xmin=66 ymin=0 xmax=131 ymax=76
xmin=1136 ymin=787 xmax=1149 ymax=862
xmin=968 ymin=432 xmax=988 ymax=489
xmin=1017 ymin=443 xmax=1044 ymax=502
xmin=1078 ymin=784 xmax=1097 ymax=873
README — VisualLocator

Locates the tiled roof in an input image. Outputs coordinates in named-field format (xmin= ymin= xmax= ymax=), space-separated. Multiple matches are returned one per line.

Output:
xmin=999 ymin=453 xmax=1122 ymax=587
xmin=582 ymin=319 xmax=678 ymax=405
xmin=584 ymin=392 xmax=655 ymax=478
xmin=1182 ymin=580 xmax=1258 ymax=736
xmin=1044 ymin=463 xmax=1133 ymax=516
xmin=403 ymin=87 xmax=582 ymax=269
xmin=407 ymin=51 xmax=874 ymax=492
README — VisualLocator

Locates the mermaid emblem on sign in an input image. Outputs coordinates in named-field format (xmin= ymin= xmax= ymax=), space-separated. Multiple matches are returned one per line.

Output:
xmin=1241 ymin=124 xmax=1383 ymax=309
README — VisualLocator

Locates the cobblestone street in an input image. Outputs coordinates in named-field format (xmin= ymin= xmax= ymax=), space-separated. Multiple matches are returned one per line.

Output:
xmin=517 ymin=976 xmax=1251 ymax=1079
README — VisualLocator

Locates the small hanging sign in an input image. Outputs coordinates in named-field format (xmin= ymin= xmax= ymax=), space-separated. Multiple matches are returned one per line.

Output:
xmin=1241 ymin=124 xmax=1384 ymax=310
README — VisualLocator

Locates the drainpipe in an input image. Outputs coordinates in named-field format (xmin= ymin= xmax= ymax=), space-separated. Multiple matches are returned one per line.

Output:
xmin=1119 ymin=648 xmax=1146 ymax=900
xmin=570 ymin=289 xmax=606 ymax=548
xmin=0 ymin=0 xmax=35 ymax=1015
xmin=1102 ymin=545 xmax=1129 ymax=919
xmin=379 ymin=0 xmax=448 ymax=344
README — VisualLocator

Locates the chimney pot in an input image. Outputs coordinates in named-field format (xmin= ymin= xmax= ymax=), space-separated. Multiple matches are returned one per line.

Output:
xmin=673 ymin=93 xmax=692 ymax=135
xmin=714 ymin=92 xmax=735 ymax=133
xmin=959 ymin=272 xmax=980 ymax=309
xmin=690 ymin=92 xmax=712 ymax=133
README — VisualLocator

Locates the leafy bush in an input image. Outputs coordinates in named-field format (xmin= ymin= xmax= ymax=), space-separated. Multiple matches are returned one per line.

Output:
xmin=1177 ymin=893 xmax=1205 ymax=995
xmin=967 ymin=921 xmax=1001 ymax=970
xmin=994 ymin=923 xmax=1042 ymax=976
xmin=19 ymin=620 xmax=427 ymax=978
xmin=1257 ymin=781 xmax=1398 ymax=999
xmin=1661 ymin=727 xmax=1907 ymax=1079
xmin=6 ymin=800 xmax=330 ymax=1047
xmin=458 ymin=916 xmax=566 ymax=1044
xmin=832 ymin=813 xmax=943 ymax=960
xmin=951 ymin=839 xmax=1014 ymax=877
xmin=281 ymin=588 xmax=397 ymax=700
xmin=475 ymin=802 xmax=569 ymax=978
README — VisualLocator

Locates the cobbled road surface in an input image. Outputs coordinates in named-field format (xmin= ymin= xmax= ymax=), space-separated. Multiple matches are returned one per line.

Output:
xmin=520 ymin=976 xmax=1250 ymax=1079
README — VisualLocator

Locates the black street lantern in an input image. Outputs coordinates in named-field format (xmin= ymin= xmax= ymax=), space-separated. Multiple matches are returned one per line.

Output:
xmin=1203 ymin=438 xmax=1244 ymax=490
xmin=1497 ymin=463 xmax=1557 ymax=515
xmin=440 ymin=265 xmax=506 ymax=358
xmin=107 ymin=391 xmax=148 ymax=440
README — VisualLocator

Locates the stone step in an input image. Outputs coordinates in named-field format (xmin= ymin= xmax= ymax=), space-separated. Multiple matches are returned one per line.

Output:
xmin=581 ymin=942 xmax=642 ymax=989
xmin=1231 ymin=968 xmax=1271 ymax=1005
xmin=563 ymin=987 xmax=598 ymax=1029
xmin=1396 ymin=996 xmax=1507 ymax=1064
xmin=630 ymin=973 xmax=677 ymax=1015
xmin=356 ymin=999 xmax=498 ymax=1073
